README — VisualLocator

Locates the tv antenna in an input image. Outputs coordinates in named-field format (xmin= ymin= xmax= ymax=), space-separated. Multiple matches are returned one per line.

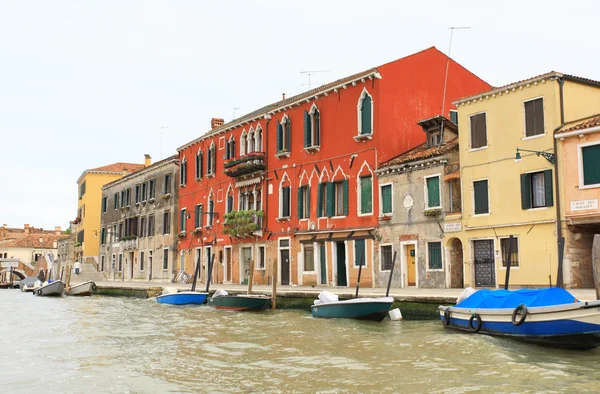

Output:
xmin=233 ymin=107 xmax=241 ymax=120
xmin=300 ymin=70 xmax=330 ymax=89
xmin=441 ymin=26 xmax=471 ymax=118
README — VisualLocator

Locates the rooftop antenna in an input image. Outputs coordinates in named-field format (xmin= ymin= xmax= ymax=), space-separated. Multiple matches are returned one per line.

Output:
xmin=160 ymin=126 xmax=169 ymax=159
xmin=441 ymin=27 xmax=471 ymax=118
xmin=233 ymin=107 xmax=241 ymax=121
xmin=300 ymin=70 xmax=330 ymax=89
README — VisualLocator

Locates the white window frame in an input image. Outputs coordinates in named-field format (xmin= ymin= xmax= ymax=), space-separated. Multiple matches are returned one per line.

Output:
xmin=162 ymin=247 xmax=170 ymax=271
xmin=379 ymin=182 xmax=394 ymax=216
xmin=577 ymin=140 xmax=600 ymax=189
xmin=240 ymin=130 xmax=247 ymax=156
xmin=468 ymin=111 xmax=488 ymax=152
xmin=306 ymin=103 xmax=321 ymax=149
xmin=180 ymin=208 xmax=187 ymax=232
xmin=277 ymin=237 xmax=291 ymax=285
xmin=206 ymin=191 xmax=215 ymax=227
xmin=356 ymin=87 xmax=374 ymax=137
xmin=255 ymin=244 xmax=266 ymax=271
xmin=379 ymin=243 xmax=394 ymax=272
xmin=179 ymin=158 xmax=187 ymax=186
xmin=424 ymin=174 xmax=442 ymax=210
xmin=301 ymin=242 xmax=316 ymax=274
xmin=255 ymin=125 xmax=263 ymax=152
xmin=278 ymin=173 xmax=291 ymax=220
xmin=521 ymin=96 xmax=546 ymax=141
xmin=357 ymin=166 xmax=374 ymax=217
xmin=499 ymin=236 xmax=520 ymax=270
xmin=425 ymin=240 xmax=444 ymax=272
xmin=472 ymin=177 xmax=491 ymax=216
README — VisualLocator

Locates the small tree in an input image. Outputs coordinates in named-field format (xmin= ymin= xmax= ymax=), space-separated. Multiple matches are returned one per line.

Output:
xmin=222 ymin=210 xmax=264 ymax=237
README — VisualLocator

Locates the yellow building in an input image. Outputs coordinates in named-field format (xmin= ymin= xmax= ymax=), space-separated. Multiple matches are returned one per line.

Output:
xmin=75 ymin=158 xmax=147 ymax=265
xmin=444 ymin=72 xmax=600 ymax=288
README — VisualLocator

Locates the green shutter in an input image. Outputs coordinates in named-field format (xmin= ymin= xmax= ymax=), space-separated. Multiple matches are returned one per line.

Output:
xmin=315 ymin=110 xmax=320 ymax=146
xmin=317 ymin=183 xmax=323 ymax=217
xmin=326 ymin=182 xmax=335 ymax=217
xmin=450 ymin=110 xmax=458 ymax=124
xmin=426 ymin=177 xmax=440 ymax=208
xmin=474 ymin=180 xmax=489 ymax=214
xmin=306 ymin=185 xmax=310 ymax=218
xmin=360 ymin=176 xmax=372 ymax=214
xmin=277 ymin=123 xmax=283 ymax=152
xmin=520 ymin=173 xmax=532 ymax=209
xmin=343 ymin=179 xmax=349 ymax=216
xmin=355 ymin=239 xmax=365 ymax=266
xmin=544 ymin=169 xmax=553 ymax=207
xmin=297 ymin=186 xmax=304 ymax=219
xmin=381 ymin=185 xmax=392 ymax=214
xmin=285 ymin=119 xmax=291 ymax=150
xmin=361 ymin=94 xmax=372 ymax=135
xmin=582 ymin=145 xmax=600 ymax=185
xmin=304 ymin=110 xmax=311 ymax=147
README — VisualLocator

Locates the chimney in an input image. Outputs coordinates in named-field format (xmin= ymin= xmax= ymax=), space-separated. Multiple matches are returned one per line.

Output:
xmin=144 ymin=154 xmax=152 ymax=167
xmin=55 ymin=226 xmax=62 ymax=235
xmin=2 ymin=224 xmax=6 ymax=229
xmin=24 ymin=224 xmax=30 ymax=234
xmin=211 ymin=118 xmax=224 ymax=130
xmin=282 ymin=93 xmax=286 ymax=100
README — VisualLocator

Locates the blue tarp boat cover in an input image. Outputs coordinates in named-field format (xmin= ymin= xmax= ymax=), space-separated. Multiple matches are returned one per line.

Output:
xmin=456 ymin=288 xmax=577 ymax=309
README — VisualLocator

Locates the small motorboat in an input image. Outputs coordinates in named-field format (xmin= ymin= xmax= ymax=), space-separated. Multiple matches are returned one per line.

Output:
xmin=310 ymin=291 xmax=394 ymax=322
xmin=67 ymin=281 xmax=97 ymax=296
xmin=439 ymin=287 xmax=600 ymax=350
xmin=20 ymin=277 xmax=41 ymax=292
xmin=208 ymin=290 xmax=271 ymax=311
xmin=35 ymin=280 xmax=65 ymax=297
xmin=156 ymin=290 xmax=208 ymax=305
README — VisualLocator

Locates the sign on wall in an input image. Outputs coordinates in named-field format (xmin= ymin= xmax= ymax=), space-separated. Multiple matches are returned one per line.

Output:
xmin=570 ymin=199 xmax=598 ymax=212
xmin=0 ymin=261 xmax=18 ymax=268
xmin=444 ymin=222 xmax=462 ymax=233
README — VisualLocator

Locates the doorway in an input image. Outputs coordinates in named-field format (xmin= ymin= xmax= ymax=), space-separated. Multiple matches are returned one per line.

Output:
xmin=129 ymin=252 xmax=134 ymax=280
xmin=241 ymin=247 xmax=252 ymax=285
xmin=319 ymin=242 xmax=327 ymax=285
xmin=280 ymin=249 xmax=290 ymax=285
xmin=194 ymin=248 xmax=202 ymax=282
xmin=405 ymin=245 xmax=416 ymax=286
xmin=224 ymin=247 xmax=232 ymax=283
xmin=205 ymin=246 xmax=212 ymax=283
xmin=335 ymin=241 xmax=347 ymax=287
xmin=148 ymin=251 xmax=153 ymax=281
xmin=448 ymin=238 xmax=464 ymax=288
xmin=473 ymin=239 xmax=495 ymax=287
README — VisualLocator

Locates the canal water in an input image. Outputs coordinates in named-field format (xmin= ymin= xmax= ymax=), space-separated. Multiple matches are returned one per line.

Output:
xmin=2 ymin=290 xmax=600 ymax=393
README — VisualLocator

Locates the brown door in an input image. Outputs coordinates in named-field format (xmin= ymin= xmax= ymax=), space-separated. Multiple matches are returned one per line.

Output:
xmin=225 ymin=248 xmax=232 ymax=282
xmin=281 ymin=249 xmax=290 ymax=285
xmin=407 ymin=246 xmax=416 ymax=286
xmin=129 ymin=252 xmax=134 ymax=280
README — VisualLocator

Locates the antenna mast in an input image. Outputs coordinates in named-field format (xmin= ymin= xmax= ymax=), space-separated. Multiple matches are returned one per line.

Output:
xmin=300 ymin=70 xmax=330 ymax=89
xmin=441 ymin=26 xmax=471 ymax=118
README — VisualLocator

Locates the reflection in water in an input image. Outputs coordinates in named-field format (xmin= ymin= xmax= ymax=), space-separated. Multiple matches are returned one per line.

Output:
xmin=1 ymin=290 xmax=600 ymax=393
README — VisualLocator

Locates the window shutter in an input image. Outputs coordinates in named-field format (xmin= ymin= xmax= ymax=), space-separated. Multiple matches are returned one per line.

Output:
xmin=535 ymin=98 xmax=545 ymax=136
xmin=474 ymin=180 xmax=489 ymax=214
xmin=582 ymin=145 xmax=600 ymax=185
xmin=317 ymin=183 xmax=323 ymax=217
xmin=225 ymin=141 xmax=230 ymax=160
xmin=361 ymin=176 xmax=372 ymax=214
xmin=544 ymin=169 xmax=553 ymax=207
xmin=450 ymin=111 xmax=458 ymax=124
xmin=285 ymin=119 xmax=291 ymax=150
xmin=361 ymin=94 xmax=372 ymax=135
xmin=306 ymin=185 xmax=310 ymax=218
xmin=326 ymin=182 xmax=335 ymax=217
xmin=355 ymin=239 xmax=365 ymax=266
xmin=520 ymin=173 xmax=532 ymax=210
xmin=382 ymin=185 xmax=392 ymax=214
xmin=304 ymin=110 xmax=311 ymax=147
xmin=426 ymin=177 xmax=440 ymax=208
xmin=343 ymin=179 xmax=349 ymax=216
xmin=478 ymin=114 xmax=487 ymax=148
xmin=470 ymin=115 xmax=478 ymax=148
xmin=199 ymin=152 xmax=203 ymax=177
xmin=206 ymin=149 xmax=211 ymax=174
xmin=525 ymin=100 xmax=535 ymax=137
xmin=297 ymin=186 xmax=304 ymax=219
xmin=315 ymin=110 xmax=320 ymax=146
xmin=277 ymin=123 xmax=283 ymax=152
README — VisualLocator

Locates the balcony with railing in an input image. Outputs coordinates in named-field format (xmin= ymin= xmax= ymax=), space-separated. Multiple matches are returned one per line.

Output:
xmin=223 ymin=152 xmax=265 ymax=179
xmin=121 ymin=236 xmax=138 ymax=250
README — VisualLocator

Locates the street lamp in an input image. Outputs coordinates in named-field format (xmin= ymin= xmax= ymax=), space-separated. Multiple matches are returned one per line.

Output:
xmin=515 ymin=148 xmax=556 ymax=164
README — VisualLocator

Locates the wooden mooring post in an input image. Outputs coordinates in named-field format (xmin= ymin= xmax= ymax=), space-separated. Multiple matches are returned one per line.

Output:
xmin=247 ymin=260 xmax=255 ymax=295
xmin=272 ymin=259 xmax=278 ymax=310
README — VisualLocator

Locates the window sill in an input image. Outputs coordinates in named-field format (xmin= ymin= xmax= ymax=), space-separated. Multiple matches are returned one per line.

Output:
xmin=353 ymin=265 xmax=368 ymax=269
xmin=378 ymin=215 xmax=392 ymax=221
xmin=358 ymin=212 xmax=373 ymax=217
xmin=276 ymin=217 xmax=290 ymax=222
xmin=275 ymin=151 xmax=290 ymax=159
xmin=468 ymin=146 xmax=489 ymax=152
xmin=204 ymin=225 xmax=213 ymax=230
xmin=195 ymin=177 xmax=202 ymax=182
xmin=162 ymin=193 xmax=171 ymax=199
xmin=353 ymin=133 xmax=373 ymax=142
xmin=427 ymin=268 xmax=444 ymax=272
xmin=499 ymin=266 xmax=520 ymax=270
xmin=304 ymin=146 xmax=320 ymax=154
xmin=149 ymin=198 xmax=155 ymax=203
xmin=525 ymin=206 xmax=550 ymax=211
xmin=302 ymin=271 xmax=317 ymax=275
xmin=578 ymin=184 xmax=600 ymax=190
xmin=522 ymin=133 xmax=545 ymax=141
xmin=206 ymin=173 xmax=215 ymax=178
xmin=472 ymin=213 xmax=490 ymax=217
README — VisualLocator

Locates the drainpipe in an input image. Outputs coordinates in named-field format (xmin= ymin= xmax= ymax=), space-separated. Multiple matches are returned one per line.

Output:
xmin=263 ymin=115 xmax=271 ymax=234
xmin=554 ymin=77 xmax=565 ymax=288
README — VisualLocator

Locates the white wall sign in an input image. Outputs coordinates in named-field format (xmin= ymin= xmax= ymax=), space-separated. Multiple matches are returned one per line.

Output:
xmin=0 ymin=261 xmax=18 ymax=268
xmin=570 ymin=199 xmax=598 ymax=212
xmin=403 ymin=194 xmax=414 ymax=211
xmin=444 ymin=222 xmax=462 ymax=233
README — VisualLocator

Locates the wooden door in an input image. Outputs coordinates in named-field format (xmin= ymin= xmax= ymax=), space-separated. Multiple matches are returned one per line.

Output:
xmin=225 ymin=247 xmax=232 ymax=282
xmin=280 ymin=249 xmax=290 ymax=285
xmin=336 ymin=242 xmax=347 ymax=287
xmin=407 ymin=245 xmax=416 ymax=286
xmin=319 ymin=242 xmax=327 ymax=285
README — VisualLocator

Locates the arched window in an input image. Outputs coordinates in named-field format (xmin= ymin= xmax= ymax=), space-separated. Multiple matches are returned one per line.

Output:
xmin=207 ymin=190 xmax=215 ymax=226
xmin=179 ymin=158 xmax=187 ymax=186
xmin=248 ymin=127 xmax=255 ymax=153
xmin=279 ymin=173 xmax=291 ymax=218
xmin=226 ymin=185 xmax=234 ymax=214
xmin=357 ymin=88 xmax=373 ymax=136
xmin=226 ymin=136 xmax=235 ymax=160
xmin=195 ymin=149 xmax=203 ymax=179
xmin=276 ymin=116 xmax=291 ymax=154
xmin=255 ymin=125 xmax=262 ymax=152
xmin=304 ymin=104 xmax=321 ymax=149
xmin=240 ymin=131 xmax=247 ymax=156
xmin=207 ymin=142 xmax=216 ymax=176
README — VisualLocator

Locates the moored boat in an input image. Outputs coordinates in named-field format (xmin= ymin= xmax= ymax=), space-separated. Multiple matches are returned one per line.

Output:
xmin=35 ymin=280 xmax=65 ymax=297
xmin=208 ymin=290 xmax=271 ymax=311
xmin=67 ymin=281 xmax=96 ymax=296
xmin=439 ymin=288 xmax=600 ymax=350
xmin=311 ymin=291 xmax=394 ymax=322
xmin=156 ymin=291 xmax=208 ymax=305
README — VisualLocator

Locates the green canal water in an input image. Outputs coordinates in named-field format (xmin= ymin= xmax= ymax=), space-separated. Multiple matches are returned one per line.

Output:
xmin=2 ymin=290 xmax=600 ymax=393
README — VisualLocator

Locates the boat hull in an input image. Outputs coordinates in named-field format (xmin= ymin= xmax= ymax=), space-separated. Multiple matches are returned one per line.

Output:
xmin=311 ymin=298 xmax=393 ymax=322
xmin=439 ymin=301 xmax=600 ymax=350
xmin=35 ymin=281 xmax=65 ymax=297
xmin=67 ymin=281 xmax=96 ymax=296
xmin=156 ymin=291 xmax=208 ymax=305
xmin=208 ymin=295 xmax=272 ymax=311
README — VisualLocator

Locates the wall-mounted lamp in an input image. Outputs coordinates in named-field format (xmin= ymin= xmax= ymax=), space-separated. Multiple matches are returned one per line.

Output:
xmin=515 ymin=148 xmax=556 ymax=164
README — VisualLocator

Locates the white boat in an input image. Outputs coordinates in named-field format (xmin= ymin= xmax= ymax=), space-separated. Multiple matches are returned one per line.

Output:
xmin=67 ymin=281 xmax=96 ymax=296
xmin=35 ymin=280 xmax=65 ymax=296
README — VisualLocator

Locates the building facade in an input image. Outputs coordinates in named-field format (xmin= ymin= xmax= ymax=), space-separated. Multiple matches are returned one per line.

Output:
xmin=446 ymin=72 xmax=600 ymax=288
xmin=100 ymin=155 xmax=179 ymax=282
xmin=375 ymin=116 xmax=461 ymax=289
xmin=176 ymin=47 xmax=489 ymax=288
xmin=75 ymin=158 xmax=146 ymax=265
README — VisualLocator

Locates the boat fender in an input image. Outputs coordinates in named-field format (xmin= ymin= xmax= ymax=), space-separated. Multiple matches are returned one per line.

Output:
xmin=511 ymin=304 xmax=528 ymax=326
xmin=92 ymin=284 xmax=98 ymax=291
xmin=468 ymin=313 xmax=482 ymax=333
xmin=443 ymin=308 xmax=451 ymax=326
xmin=36 ymin=289 xmax=42 ymax=296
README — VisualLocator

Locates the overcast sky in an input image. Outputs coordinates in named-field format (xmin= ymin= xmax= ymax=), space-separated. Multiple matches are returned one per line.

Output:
xmin=1 ymin=0 xmax=599 ymax=231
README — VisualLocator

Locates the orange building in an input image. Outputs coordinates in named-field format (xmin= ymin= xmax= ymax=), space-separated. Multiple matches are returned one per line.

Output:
xmin=176 ymin=47 xmax=489 ymax=288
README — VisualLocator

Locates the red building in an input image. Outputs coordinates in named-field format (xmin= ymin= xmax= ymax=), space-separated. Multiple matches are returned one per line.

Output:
xmin=176 ymin=47 xmax=490 ymax=288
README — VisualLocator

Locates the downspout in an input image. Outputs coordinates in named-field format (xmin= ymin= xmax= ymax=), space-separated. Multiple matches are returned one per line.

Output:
xmin=263 ymin=116 xmax=271 ymax=234
xmin=554 ymin=77 xmax=565 ymax=288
